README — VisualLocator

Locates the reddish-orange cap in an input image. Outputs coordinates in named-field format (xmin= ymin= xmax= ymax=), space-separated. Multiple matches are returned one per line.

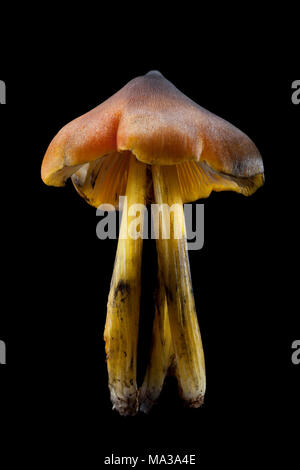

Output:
xmin=41 ymin=71 xmax=264 ymax=206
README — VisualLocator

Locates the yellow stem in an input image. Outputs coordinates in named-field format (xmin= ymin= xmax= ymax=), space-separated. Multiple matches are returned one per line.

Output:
xmin=105 ymin=154 xmax=147 ymax=415
xmin=140 ymin=260 xmax=175 ymax=413
xmin=152 ymin=164 xmax=206 ymax=407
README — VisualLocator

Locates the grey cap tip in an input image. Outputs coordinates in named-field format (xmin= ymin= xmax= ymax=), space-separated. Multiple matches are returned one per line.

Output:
xmin=146 ymin=70 xmax=163 ymax=77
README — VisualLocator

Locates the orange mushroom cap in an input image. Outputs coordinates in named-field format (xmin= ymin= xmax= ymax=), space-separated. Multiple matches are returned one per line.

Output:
xmin=41 ymin=71 xmax=264 ymax=207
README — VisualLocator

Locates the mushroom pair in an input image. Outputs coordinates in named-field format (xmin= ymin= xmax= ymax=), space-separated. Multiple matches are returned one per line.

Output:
xmin=41 ymin=71 xmax=264 ymax=415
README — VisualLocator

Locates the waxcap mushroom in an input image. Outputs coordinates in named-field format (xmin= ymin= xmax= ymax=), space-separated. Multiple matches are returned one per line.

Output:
xmin=41 ymin=71 xmax=264 ymax=208
xmin=41 ymin=72 xmax=264 ymax=415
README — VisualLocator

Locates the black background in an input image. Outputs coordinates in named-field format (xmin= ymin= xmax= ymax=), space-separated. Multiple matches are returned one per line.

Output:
xmin=0 ymin=14 xmax=299 ymax=468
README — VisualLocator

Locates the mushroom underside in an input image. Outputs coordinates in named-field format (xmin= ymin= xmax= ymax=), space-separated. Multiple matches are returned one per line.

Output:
xmin=68 ymin=151 xmax=263 ymax=209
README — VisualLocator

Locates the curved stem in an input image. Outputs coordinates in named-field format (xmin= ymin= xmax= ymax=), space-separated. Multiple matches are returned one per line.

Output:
xmin=152 ymin=164 xmax=206 ymax=407
xmin=105 ymin=154 xmax=147 ymax=415
xmin=140 ymin=259 xmax=175 ymax=414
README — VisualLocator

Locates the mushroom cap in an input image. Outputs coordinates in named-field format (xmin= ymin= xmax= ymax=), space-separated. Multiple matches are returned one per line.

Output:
xmin=41 ymin=71 xmax=264 ymax=207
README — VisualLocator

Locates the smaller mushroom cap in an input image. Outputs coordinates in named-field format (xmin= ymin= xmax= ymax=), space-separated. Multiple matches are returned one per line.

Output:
xmin=41 ymin=71 xmax=264 ymax=207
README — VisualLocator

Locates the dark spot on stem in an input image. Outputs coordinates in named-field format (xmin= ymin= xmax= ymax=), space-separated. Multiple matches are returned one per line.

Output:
xmin=179 ymin=295 xmax=187 ymax=327
xmin=114 ymin=280 xmax=131 ymax=303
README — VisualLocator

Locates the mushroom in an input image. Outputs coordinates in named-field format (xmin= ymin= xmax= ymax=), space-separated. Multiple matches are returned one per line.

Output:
xmin=41 ymin=71 xmax=264 ymax=416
